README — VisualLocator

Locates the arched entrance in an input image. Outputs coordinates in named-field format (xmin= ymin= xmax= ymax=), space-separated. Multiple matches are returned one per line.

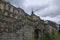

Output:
xmin=34 ymin=29 xmax=41 ymax=38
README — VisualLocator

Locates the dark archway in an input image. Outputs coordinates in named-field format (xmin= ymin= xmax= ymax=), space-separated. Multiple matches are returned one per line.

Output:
xmin=34 ymin=29 xmax=41 ymax=38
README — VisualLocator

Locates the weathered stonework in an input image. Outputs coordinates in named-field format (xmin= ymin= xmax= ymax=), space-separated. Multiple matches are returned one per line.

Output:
xmin=0 ymin=0 xmax=58 ymax=40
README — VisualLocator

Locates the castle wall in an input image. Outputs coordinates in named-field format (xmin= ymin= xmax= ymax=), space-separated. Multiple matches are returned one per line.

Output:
xmin=0 ymin=0 xmax=58 ymax=40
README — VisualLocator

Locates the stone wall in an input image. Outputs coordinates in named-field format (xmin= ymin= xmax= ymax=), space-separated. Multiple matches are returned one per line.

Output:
xmin=0 ymin=0 xmax=58 ymax=40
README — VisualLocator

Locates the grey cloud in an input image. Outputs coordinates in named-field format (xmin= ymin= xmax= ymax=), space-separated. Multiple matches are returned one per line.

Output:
xmin=23 ymin=4 xmax=49 ymax=15
xmin=4 ymin=0 xmax=60 ymax=17
xmin=5 ymin=0 xmax=24 ymax=7
xmin=35 ymin=0 xmax=60 ymax=17
xmin=4 ymin=0 xmax=60 ymax=23
xmin=41 ymin=15 xmax=60 ymax=24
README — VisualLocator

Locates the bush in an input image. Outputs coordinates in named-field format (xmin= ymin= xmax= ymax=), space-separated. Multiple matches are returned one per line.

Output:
xmin=34 ymin=32 xmax=58 ymax=40
xmin=41 ymin=32 xmax=56 ymax=40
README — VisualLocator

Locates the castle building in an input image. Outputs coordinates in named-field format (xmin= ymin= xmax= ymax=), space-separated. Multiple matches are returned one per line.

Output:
xmin=0 ymin=0 xmax=58 ymax=40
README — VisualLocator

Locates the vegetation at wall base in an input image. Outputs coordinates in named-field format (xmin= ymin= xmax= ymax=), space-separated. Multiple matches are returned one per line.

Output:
xmin=34 ymin=32 xmax=60 ymax=40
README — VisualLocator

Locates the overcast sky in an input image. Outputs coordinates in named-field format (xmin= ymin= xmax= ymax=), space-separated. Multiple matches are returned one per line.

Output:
xmin=5 ymin=0 xmax=60 ymax=24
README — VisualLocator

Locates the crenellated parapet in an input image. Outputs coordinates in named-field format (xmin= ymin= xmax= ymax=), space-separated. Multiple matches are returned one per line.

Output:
xmin=0 ymin=0 xmax=27 ymax=21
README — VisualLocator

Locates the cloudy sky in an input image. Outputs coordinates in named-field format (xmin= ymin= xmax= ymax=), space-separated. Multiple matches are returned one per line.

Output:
xmin=5 ymin=0 xmax=60 ymax=24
